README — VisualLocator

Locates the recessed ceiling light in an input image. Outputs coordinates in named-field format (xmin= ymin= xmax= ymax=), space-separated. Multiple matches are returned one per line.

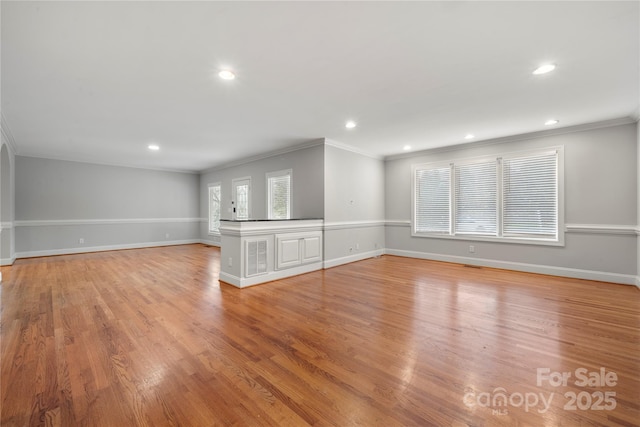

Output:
xmin=464 ymin=134 xmax=475 ymax=140
xmin=218 ymin=70 xmax=235 ymax=80
xmin=533 ymin=64 xmax=556 ymax=75
xmin=545 ymin=119 xmax=559 ymax=126
xmin=345 ymin=121 xmax=357 ymax=129
xmin=148 ymin=144 xmax=160 ymax=151
xmin=403 ymin=145 xmax=412 ymax=151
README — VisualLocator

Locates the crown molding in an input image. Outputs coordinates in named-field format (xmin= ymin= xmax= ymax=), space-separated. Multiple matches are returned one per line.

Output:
xmin=324 ymin=138 xmax=384 ymax=160
xmin=16 ymin=153 xmax=198 ymax=175
xmin=201 ymin=138 xmax=326 ymax=174
xmin=385 ymin=117 xmax=636 ymax=162
xmin=0 ymin=113 xmax=18 ymax=154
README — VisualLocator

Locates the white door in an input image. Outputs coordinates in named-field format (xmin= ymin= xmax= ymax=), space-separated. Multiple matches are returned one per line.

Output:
xmin=232 ymin=177 xmax=251 ymax=220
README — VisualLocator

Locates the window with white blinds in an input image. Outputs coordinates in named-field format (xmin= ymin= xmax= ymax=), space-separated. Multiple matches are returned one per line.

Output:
xmin=413 ymin=148 xmax=561 ymax=244
xmin=455 ymin=160 xmax=497 ymax=235
xmin=503 ymin=152 xmax=557 ymax=238
xmin=208 ymin=183 xmax=221 ymax=234
xmin=267 ymin=170 xmax=291 ymax=220
xmin=415 ymin=166 xmax=451 ymax=233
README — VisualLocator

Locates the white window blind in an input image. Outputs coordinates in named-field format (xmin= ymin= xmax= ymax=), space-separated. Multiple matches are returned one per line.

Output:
xmin=267 ymin=170 xmax=291 ymax=220
xmin=208 ymin=184 xmax=221 ymax=233
xmin=412 ymin=148 xmax=560 ymax=244
xmin=454 ymin=161 xmax=497 ymax=235
xmin=415 ymin=166 xmax=451 ymax=233
xmin=503 ymin=152 xmax=557 ymax=238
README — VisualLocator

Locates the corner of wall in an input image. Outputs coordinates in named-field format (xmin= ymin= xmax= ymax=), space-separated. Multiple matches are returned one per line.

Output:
xmin=636 ymin=119 xmax=640 ymax=281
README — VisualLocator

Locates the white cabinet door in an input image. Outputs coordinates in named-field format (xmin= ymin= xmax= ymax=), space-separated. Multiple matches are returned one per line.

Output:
xmin=277 ymin=237 xmax=302 ymax=269
xmin=275 ymin=231 xmax=322 ymax=270
xmin=302 ymin=236 xmax=322 ymax=263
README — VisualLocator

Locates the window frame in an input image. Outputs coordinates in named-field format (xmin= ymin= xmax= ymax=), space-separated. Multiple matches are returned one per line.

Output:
xmin=266 ymin=169 xmax=292 ymax=220
xmin=208 ymin=182 xmax=221 ymax=235
xmin=411 ymin=146 xmax=564 ymax=246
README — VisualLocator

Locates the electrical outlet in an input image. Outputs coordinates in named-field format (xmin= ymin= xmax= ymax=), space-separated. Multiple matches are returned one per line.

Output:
xmin=228 ymin=257 xmax=233 ymax=267
xmin=79 ymin=238 xmax=84 ymax=244
xmin=165 ymin=233 xmax=170 ymax=239
xmin=469 ymin=245 xmax=475 ymax=253
xmin=356 ymin=243 xmax=360 ymax=250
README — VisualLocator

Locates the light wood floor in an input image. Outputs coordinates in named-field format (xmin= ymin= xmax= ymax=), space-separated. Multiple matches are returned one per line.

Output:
xmin=1 ymin=244 xmax=638 ymax=426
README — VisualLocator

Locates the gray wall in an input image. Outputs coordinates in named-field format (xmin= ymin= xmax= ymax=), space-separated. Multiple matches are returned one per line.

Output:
xmin=15 ymin=156 xmax=200 ymax=255
xmin=5 ymin=122 xmax=639 ymax=285
xmin=385 ymin=122 xmax=638 ymax=282
xmin=199 ymin=142 xmax=325 ymax=244
xmin=324 ymin=142 xmax=385 ymax=266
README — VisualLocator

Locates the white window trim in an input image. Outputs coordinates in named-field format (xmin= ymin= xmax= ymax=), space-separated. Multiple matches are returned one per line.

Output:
xmin=208 ymin=182 xmax=221 ymax=235
xmin=411 ymin=146 xmax=564 ymax=246
xmin=266 ymin=169 xmax=292 ymax=220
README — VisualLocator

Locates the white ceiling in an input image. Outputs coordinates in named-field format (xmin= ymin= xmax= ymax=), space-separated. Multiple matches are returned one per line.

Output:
xmin=2 ymin=1 xmax=639 ymax=172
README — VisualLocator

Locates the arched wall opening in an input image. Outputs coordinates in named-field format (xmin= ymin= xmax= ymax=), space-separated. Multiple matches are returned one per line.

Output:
xmin=0 ymin=142 xmax=14 ymax=265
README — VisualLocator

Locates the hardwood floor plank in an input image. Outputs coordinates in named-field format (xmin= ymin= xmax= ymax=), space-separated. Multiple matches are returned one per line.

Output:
xmin=1 ymin=245 xmax=639 ymax=426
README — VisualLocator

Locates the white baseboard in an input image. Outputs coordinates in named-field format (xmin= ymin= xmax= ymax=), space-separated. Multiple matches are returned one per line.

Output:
xmin=8 ymin=238 xmax=638 ymax=288
xmin=200 ymin=238 xmax=221 ymax=247
xmin=385 ymin=249 xmax=637 ymax=286
xmin=323 ymin=249 xmax=384 ymax=269
xmin=219 ymin=261 xmax=323 ymax=288
xmin=0 ymin=256 xmax=16 ymax=266
xmin=15 ymin=239 xmax=201 ymax=259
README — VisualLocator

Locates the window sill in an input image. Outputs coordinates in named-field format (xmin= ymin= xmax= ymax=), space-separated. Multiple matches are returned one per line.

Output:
xmin=411 ymin=231 xmax=565 ymax=247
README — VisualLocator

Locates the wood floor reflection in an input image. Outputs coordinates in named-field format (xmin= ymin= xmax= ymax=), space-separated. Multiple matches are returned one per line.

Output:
xmin=1 ymin=244 xmax=638 ymax=426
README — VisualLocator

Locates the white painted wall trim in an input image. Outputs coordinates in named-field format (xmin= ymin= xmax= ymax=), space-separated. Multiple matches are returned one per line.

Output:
xmin=565 ymin=224 xmax=637 ymax=235
xmin=0 ymin=221 xmax=13 ymax=230
xmin=16 ymin=153 xmax=198 ymax=175
xmin=323 ymin=249 xmax=384 ymax=269
xmin=202 ymin=138 xmax=325 ymax=173
xmin=324 ymin=220 xmax=386 ymax=231
xmin=0 ymin=256 xmax=16 ymax=266
xmin=219 ymin=219 xmax=323 ymax=237
xmin=200 ymin=238 xmax=221 ymax=247
xmin=219 ymin=261 xmax=323 ymax=288
xmin=15 ymin=239 xmax=201 ymax=259
xmin=324 ymin=138 xmax=384 ymax=160
xmin=385 ymin=249 xmax=637 ymax=286
xmin=14 ymin=218 xmax=203 ymax=227
xmin=385 ymin=220 xmax=639 ymax=237
xmin=385 ymin=220 xmax=411 ymax=227
xmin=385 ymin=117 xmax=636 ymax=162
